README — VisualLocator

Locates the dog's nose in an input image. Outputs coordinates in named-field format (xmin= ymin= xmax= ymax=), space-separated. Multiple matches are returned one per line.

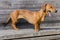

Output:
xmin=55 ymin=10 xmax=57 ymax=13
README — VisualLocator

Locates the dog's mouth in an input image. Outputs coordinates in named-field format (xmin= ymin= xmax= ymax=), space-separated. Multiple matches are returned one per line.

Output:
xmin=48 ymin=12 xmax=52 ymax=17
xmin=47 ymin=10 xmax=52 ymax=17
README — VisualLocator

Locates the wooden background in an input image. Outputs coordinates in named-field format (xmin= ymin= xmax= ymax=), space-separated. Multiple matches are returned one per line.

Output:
xmin=0 ymin=0 xmax=60 ymax=40
xmin=0 ymin=0 xmax=60 ymax=33
xmin=0 ymin=0 xmax=60 ymax=23
xmin=0 ymin=0 xmax=60 ymax=26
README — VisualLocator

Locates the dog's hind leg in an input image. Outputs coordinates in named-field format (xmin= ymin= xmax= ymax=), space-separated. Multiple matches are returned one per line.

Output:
xmin=11 ymin=14 xmax=19 ymax=30
xmin=11 ymin=19 xmax=19 ymax=30
xmin=11 ymin=22 xmax=19 ymax=30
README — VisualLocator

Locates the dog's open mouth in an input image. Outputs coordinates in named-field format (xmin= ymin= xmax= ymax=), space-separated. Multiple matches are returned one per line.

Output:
xmin=48 ymin=12 xmax=52 ymax=17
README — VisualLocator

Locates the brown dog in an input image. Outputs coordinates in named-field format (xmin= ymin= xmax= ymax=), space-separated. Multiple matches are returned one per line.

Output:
xmin=3 ymin=4 xmax=57 ymax=31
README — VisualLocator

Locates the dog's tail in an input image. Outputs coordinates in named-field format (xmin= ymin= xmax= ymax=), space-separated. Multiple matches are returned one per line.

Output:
xmin=2 ymin=17 xmax=12 ymax=26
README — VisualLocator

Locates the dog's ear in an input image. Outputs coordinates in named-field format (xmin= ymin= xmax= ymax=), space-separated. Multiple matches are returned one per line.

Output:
xmin=44 ymin=4 xmax=47 ymax=7
xmin=42 ymin=4 xmax=47 ymax=12
xmin=42 ymin=4 xmax=47 ymax=10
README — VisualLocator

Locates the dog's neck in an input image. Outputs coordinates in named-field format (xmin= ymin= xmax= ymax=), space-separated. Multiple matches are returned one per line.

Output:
xmin=39 ymin=9 xmax=48 ymax=13
xmin=43 ymin=9 xmax=46 ymax=13
xmin=38 ymin=9 xmax=48 ymax=18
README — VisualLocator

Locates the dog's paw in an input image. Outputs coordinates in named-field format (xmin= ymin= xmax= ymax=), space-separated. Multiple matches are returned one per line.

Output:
xmin=14 ymin=28 xmax=19 ymax=30
xmin=35 ymin=29 xmax=40 ymax=32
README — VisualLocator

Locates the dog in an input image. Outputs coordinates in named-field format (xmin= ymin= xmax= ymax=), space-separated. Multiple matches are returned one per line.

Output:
xmin=2 ymin=3 xmax=57 ymax=32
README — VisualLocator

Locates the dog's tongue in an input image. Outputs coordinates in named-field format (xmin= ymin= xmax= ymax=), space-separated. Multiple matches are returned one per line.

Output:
xmin=48 ymin=13 xmax=51 ymax=17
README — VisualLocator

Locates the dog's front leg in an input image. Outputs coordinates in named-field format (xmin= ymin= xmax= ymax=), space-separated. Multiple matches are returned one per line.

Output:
xmin=11 ymin=23 xmax=19 ymax=30
xmin=34 ymin=23 xmax=40 ymax=32
xmin=41 ymin=16 xmax=44 ymax=22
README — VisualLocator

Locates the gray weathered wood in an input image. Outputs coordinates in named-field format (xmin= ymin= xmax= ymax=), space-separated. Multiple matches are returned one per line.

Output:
xmin=0 ymin=0 xmax=60 ymax=40
xmin=0 ymin=30 xmax=60 ymax=40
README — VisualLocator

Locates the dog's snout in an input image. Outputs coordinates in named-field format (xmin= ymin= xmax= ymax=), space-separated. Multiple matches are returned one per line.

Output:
xmin=55 ymin=10 xmax=57 ymax=13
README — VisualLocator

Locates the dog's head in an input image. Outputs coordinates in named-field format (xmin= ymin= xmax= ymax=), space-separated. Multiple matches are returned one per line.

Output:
xmin=42 ymin=3 xmax=57 ymax=16
xmin=46 ymin=4 xmax=57 ymax=13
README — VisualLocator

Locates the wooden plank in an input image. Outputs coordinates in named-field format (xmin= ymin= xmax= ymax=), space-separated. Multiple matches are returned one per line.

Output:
xmin=0 ymin=30 xmax=60 ymax=40
xmin=8 ymin=35 xmax=60 ymax=40
xmin=0 ymin=0 xmax=59 ymax=9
